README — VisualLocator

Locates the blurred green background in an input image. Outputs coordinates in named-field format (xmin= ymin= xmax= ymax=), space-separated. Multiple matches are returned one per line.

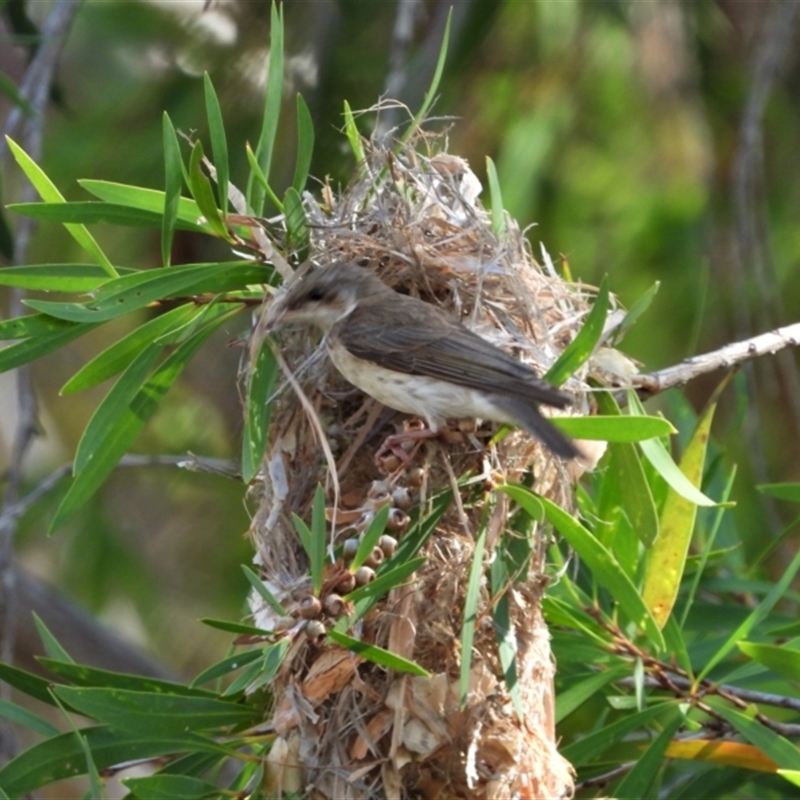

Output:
xmin=1 ymin=0 xmax=798 ymax=681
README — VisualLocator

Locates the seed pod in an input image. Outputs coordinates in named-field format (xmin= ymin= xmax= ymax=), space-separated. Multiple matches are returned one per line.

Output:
xmin=391 ymin=486 xmax=412 ymax=510
xmin=364 ymin=546 xmax=384 ymax=569
xmin=406 ymin=466 xmax=425 ymax=487
xmin=336 ymin=572 xmax=356 ymax=593
xmin=305 ymin=619 xmax=327 ymax=643
xmin=272 ymin=616 xmax=298 ymax=632
xmin=386 ymin=508 xmax=409 ymax=532
xmin=342 ymin=538 xmax=360 ymax=560
xmin=296 ymin=595 xmax=322 ymax=619
xmin=378 ymin=453 xmax=402 ymax=473
xmin=323 ymin=593 xmax=345 ymax=617
xmin=378 ymin=534 xmax=398 ymax=558
xmin=354 ymin=565 xmax=376 ymax=586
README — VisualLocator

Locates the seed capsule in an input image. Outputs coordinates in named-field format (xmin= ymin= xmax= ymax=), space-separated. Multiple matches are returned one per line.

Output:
xmin=378 ymin=534 xmax=398 ymax=558
xmin=323 ymin=593 xmax=345 ymax=617
xmin=354 ymin=566 xmax=376 ymax=586
xmin=304 ymin=619 xmax=327 ymax=643
xmin=296 ymin=595 xmax=322 ymax=619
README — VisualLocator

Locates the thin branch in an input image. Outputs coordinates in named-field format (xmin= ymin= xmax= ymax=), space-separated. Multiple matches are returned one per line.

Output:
xmin=0 ymin=1 xmax=81 ymax=766
xmin=633 ymin=322 xmax=800 ymax=396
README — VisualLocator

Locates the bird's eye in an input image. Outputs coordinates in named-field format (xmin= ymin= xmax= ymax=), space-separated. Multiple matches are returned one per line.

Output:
xmin=307 ymin=287 xmax=326 ymax=301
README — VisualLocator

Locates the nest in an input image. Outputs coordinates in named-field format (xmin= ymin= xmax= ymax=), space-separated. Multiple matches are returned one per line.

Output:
xmin=246 ymin=125 xmax=608 ymax=799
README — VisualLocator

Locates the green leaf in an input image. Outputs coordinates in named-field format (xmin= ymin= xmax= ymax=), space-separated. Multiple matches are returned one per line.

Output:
xmin=613 ymin=711 xmax=683 ymax=799
xmin=61 ymin=304 xmax=196 ymax=394
xmin=73 ymin=344 xmax=164 ymax=475
xmin=697 ymin=547 xmax=800 ymax=682
xmin=292 ymin=93 xmax=314 ymax=193
xmin=0 ymin=725 xmax=224 ymax=797
xmin=779 ymin=770 xmax=800 ymax=788
xmin=546 ymin=275 xmax=610 ymax=387
xmin=52 ymin=686 xmax=257 ymax=736
xmin=249 ymin=2 xmax=284 ymax=214
xmin=496 ymin=482 xmax=544 ymax=521
xmin=241 ymin=339 xmax=278 ymax=483
xmin=0 ymin=263 xmax=135 ymax=292
xmin=0 ymin=661 xmax=64 ymax=706
xmin=188 ymin=139 xmax=228 ymax=240
xmin=199 ymin=618 xmax=273 ymax=636
xmin=244 ymin=142 xmax=283 ymax=212
xmin=540 ymin=497 xmax=665 ymax=650
xmin=758 ymin=483 xmax=800 ymax=504
xmin=79 ymin=180 xmax=207 ymax=229
xmin=342 ymin=557 xmax=427 ymax=624
xmin=6 ymin=136 xmax=117 ymax=277
xmin=596 ymin=391 xmax=659 ymax=547
xmin=485 ymin=156 xmax=506 ymax=238
xmin=399 ymin=7 xmax=451 ymax=148
xmin=556 ymin=664 xmax=629 ymax=723
xmin=241 ymin=564 xmax=286 ymax=617
xmin=8 ymin=201 xmax=175 ymax=228
xmin=342 ymin=100 xmax=365 ymax=164
xmin=554 ymin=413 xmax=674 ymax=442
xmin=642 ymin=376 xmax=726 ymax=628
xmin=737 ymin=642 xmax=800 ymax=683
xmin=0 ymin=320 xmax=99 ymax=374
xmin=124 ymin=773 xmax=222 ymax=799
xmin=162 ymin=112 xmax=183 ymax=268
xmin=0 ymin=69 xmax=33 ymax=115
xmin=37 ymin=659 xmax=216 ymax=698
xmin=628 ymin=391 xmax=717 ymax=507
xmin=350 ymin=505 xmax=390 ymax=572
xmin=224 ymin=638 xmax=290 ymax=695
xmin=51 ymin=310 xmax=240 ymax=531
xmin=203 ymin=72 xmax=229 ymax=215
xmin=614 ymin=281 xmax=660 ymax=341
xmin=326 ymin=630 xmax=429 ymax=676
xmin=32 ymin=613 xmax=74 ymax=663
xmin=0 ymin=698 xmax=59 ymax=737
xmin=711 ymin=702 xmax=800 ymax=770
xmin=460 ymin=525 xmax=486 ymax=708
xmin=74 ymin=728 xmax=104 ymax=800
xmin=0 ymin=312 xmax=82 ymax=341
xmin=26 ymin=262 xmax=269 ymax=323
xmin=562 ymin=702 xmax=672 ymax=766
xmin=292 ymin=487 xmax=327 ymax=596
xmin=192 ymin=648 xmax=264 ymax=687
xmin=283 ymin=186 xmax=309 ymax=258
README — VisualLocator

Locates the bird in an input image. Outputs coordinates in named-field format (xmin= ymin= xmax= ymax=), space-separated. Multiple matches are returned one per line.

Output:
xmin=263 ymin=262 xmax=580 ymax=460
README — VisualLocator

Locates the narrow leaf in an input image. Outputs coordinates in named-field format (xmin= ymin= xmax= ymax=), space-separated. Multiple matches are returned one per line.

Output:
xmin=241 ymin=564 xmax=286 ymax=617
xmin=0 ymin=321 xmax=99 ymax=374
xmin=0 ymin=264 xmax=133 ymax=292
xmin=642 ymin=376 xmax=727 ymax=628
xmin=556 ymin=664 xmax=629 ymax=723
xmin=554 ymin=413 xmax=674 ymax=442
xmin=460 ymin=525 xmax=486 ymax=707
xmin=546 ymin=275 xmax=610 ymax=387
xmin=32 ymin=613 xmax=74 ymax=663
xmin=485 ymin=156 xmax=506 ymax=238
xmin=9 ymin=201 xmax=169 ymax=228
xmin=292 ymin=93 xmax=314 ymax=193
xmin=326 ymin=630 xmax=429 ymax=676
xmin=245 ymin=142 xmax=283 ymax=211
xmin=596 ymin=391 xmax=659 ymax=547
xmin=61 ymin=305 xmax=196 ymax=394
xmin=188 ymin=139 xmax=228 ymax=240
xmin=125 ymin=774 xmax=222 ymax=799
xmin=737 ymin=641 xmax=800 ymax=683
xmin=540 ymin=497 xmax=665 ymax=649
xmin=5 ymin=136 xmax=117 ymax=277
xmin=758 ymin=483 xmax=800 ymax=504
xmin=283 ymin=186 xmax=309 ymax=258
xmin=614 ymin=280 xmax=660 ymax=341
xmin=161 ymin=112 xmax=183 ymax=267
xmin=191 ymin=648 xmax=263 ymax=687
xmin=53 ymin=686 xmax=256 ymax=736
xmin=342 ymin=100 xmax=365 ymax=164
xmin=241 ymin=341 xmax=278 ymax=482
xmin=249 ymin=2 xmax=284 ymax=214
xmin=203 ymin=72 xmax=229 ymax=215
xmin=350 ymin=505 xmax=390 ymax=572
xmin=0 ymin=699 xmax=59 ymax=737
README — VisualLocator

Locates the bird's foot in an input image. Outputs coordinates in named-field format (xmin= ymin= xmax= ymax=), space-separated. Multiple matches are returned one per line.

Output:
xmin=375 ymin=424 xmax=439 ymax=470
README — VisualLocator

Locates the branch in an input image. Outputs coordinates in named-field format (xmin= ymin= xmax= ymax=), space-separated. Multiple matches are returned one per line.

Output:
xmin=632 ymin=322 xmax=800 ymax=395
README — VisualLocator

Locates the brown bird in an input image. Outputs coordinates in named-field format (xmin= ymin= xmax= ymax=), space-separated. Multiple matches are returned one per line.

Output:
xmin=264 ymin=262 xmax=579 ymax=460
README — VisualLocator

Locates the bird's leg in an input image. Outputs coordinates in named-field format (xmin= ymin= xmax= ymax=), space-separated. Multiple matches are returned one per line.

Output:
xmin=374 ymin=419 xmax=439 ymax=468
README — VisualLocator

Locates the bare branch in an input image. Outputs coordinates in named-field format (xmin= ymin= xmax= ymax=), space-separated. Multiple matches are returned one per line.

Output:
xmin=633 ymin=322 xmax=800 ymax=395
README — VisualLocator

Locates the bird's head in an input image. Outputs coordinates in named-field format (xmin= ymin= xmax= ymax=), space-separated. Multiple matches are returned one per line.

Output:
xmin=264 ymin=262 xmax=389 ymax=333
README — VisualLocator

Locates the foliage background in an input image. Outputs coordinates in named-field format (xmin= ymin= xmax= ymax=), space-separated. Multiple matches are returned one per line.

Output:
xmin=1 ymin=0 xmax=799 ymax=795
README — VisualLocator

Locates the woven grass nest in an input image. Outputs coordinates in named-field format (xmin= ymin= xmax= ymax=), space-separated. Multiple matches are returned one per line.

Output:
xmin=246 ymin=129 xmax=614 ymax=799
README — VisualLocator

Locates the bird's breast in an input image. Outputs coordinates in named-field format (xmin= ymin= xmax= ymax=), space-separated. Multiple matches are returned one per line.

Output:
xmin=326 ymin=337 xmax=513 ymax=431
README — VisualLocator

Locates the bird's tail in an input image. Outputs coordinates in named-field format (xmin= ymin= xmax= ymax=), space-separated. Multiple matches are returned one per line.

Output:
xmin=493 ymin=395 xmax=581 ymax=460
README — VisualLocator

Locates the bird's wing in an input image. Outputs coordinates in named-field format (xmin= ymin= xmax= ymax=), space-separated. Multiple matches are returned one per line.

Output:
xmin=337 ymin=296 xmax=571 ymax=409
